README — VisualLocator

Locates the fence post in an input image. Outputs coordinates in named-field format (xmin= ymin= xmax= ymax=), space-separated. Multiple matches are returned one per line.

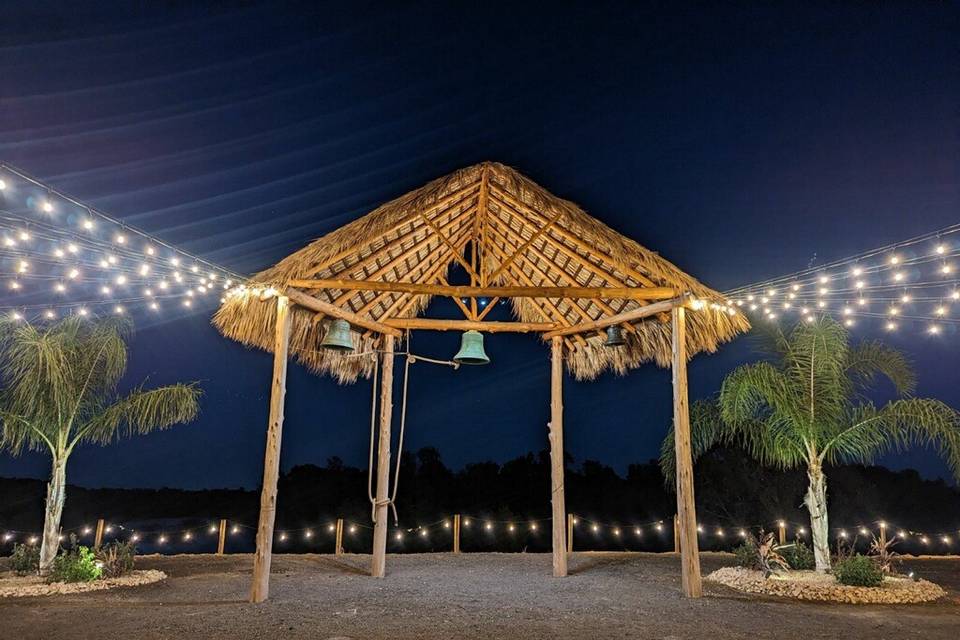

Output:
xmin=879 ymin=522 xmax=887 ymax=548
xmin=94 ymin=519 xmax=105 ymax=548
xmin=335 ymin=518 xmax=344 ymax=555
xmin=673 ymin=514 xmax=680 ymax=553
xmin=567 ymin=514 xmax=574 ymax=553
xmin=217 ymin=519 xmax=228 ymax=555
xmin=453 ymin=514 xmax=461 ymax=554
xmin=778 ymin=521 xmax=786 ymax=545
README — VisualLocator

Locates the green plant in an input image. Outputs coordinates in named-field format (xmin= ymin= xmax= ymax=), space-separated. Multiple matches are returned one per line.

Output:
xmin=0 ymin=316 xmax=201 ymax=572
xmin=833 ymin=554 xmax=883 ymax=587
xmin=868 ymin=533 xmax=900 ymax=574
xmin=755 ymin=531 xmax=789 ymax=577
xmin=661 ymin=317 xmax=960 ymax=571
xmin=10 ymin=543 xmax=40 ymax=576
xmin=96 ymin=541 xmax=136 ymax=578
xmin=780 ymin=539 xmax=815 ymax=570
xmin=48 ymin=545 xmax=102 ymax=583
xmin=733 ymin=539 xmax=759 ymax=569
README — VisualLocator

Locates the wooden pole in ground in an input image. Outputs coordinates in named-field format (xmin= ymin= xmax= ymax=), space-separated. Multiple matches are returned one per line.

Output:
xmin=673 ymin=514 xmax=680 ymax=553
xmin=94 ymin=519 xmax=105 ymax=548
xmin=778 ymin=521 xmax=786 ymax=545
xmin=371 ymin=334 xmax=395 ymax=578
xmin=217 ymin=519 xmax=227 ymax=556
xmin=249 ymin=295 xmax=292 ymax=604
xmin=453 ymin=514 xmax=461 ymax=554
xmin=671 ymin=306 xmax=703 ymax=598
xmin=335 ymin=518 xmax=344 ymax=555
xmin=879 ymin=522 xmax=887 ymax=548
xmin=567 ymin=514 xmax=574 ymax=553
xmin=549 ymin=336 xmax=568 ymax=578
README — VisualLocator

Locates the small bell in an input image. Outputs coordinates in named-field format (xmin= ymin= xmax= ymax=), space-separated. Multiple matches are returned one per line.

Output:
xmin=320 ymin=318 xmax=354 ymax=352
xmin=453 ymin=330 xmax=490 ymax=365
xmin=604 ymin=325 xmax=626 ymax=348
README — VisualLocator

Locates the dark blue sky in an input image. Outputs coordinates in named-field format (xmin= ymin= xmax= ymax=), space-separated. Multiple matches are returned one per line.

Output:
xmin=1 ymin=2 xmax=958 ymax=488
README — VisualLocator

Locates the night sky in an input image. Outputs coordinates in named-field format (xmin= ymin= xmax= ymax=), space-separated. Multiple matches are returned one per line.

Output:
xmin=1 ymin=2 xmax=958 ymax=489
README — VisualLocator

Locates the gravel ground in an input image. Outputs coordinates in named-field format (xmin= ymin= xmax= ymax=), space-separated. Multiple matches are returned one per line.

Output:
xmin=1 ymin=552 xmax=958 ymax=639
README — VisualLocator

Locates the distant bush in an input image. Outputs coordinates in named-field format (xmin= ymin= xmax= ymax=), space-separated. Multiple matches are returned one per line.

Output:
xmin=733 ymin=540 xmax=759 ymax=569
xmin=96 ymin=541 xmax=136 ymax=578
xmin=834 ymin=554 xmax=883 ymax=587
xmin=11 ymin=543 xmax=40 ymax=576
xmin=780 ymin=540 xmax=815 ymax=570
xmin=48 ymin=546 xmax=102 ymax=583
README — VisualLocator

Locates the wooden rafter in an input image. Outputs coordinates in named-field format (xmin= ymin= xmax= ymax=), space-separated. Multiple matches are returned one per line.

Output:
xmin=420 ymin=211 xmax=479 ymax=282
xmin=302 ymin=181 xmax=481 ymax=279
xmin=382 ymin=318 xmax=555 ymax=333
xmin=487 ymin=207 xmax=564 ymax=282
xmin=542 ymin=296 xmax=690 ymax=339
xmin=286 ymin=289 xmax=403 ymax=337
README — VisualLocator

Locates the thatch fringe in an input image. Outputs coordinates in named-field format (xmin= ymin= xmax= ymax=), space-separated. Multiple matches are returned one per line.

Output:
xmin=213 ymin=162 xmax=749 ymax=382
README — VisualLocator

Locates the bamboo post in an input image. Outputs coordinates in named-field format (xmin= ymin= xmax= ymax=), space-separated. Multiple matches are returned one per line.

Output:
xmin=249 ymin=295 xmax=292 ymax=603
xmin=549 ymin=336 xmax=568 ymax=577
xmin=94 ymin=519 xmax=105 ymax=548
xmin=673 ymin=514 xmax=680 ymax=554
xmin=567 ymin=513 xmax=574 ymax=553
xmin=335 ymin=518 xmax=344 ymax=555
xmin=217 ymin=519 xmax=227 ymax=556
xmin=453 ymin=514 xmax=461 ymax=554
xmin=778 ymin=521 xmax=786 ymax=545
xmin=671 ymin=306 xmax=702 ymax=597
xmin=371 ymin=334 xmax=395 ymax=578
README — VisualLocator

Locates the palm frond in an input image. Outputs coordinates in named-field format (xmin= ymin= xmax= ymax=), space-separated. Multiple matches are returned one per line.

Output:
xmin=660 ymin=399 xmax=727 ymax=481
xmin=73 ymin=383 xmax=202 ymax=449
xmin=844 ymin=340 xmax=916 ymax=397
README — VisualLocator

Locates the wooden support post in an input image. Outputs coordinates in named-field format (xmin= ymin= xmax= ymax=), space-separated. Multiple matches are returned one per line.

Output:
xmin=549 ymin=336 xmax=568 ymax=578
xmin=671 ymin=306 xmax=703 ymax=598
xmin=249 ymin=295 xmax=292 ymax=603
xmin=567 ymin=513 xmax=574 ymax=553
xmin=673 ymin=514 xmax=680 ymax=554
xmin=94 ymin=519 xmax=105 ymax=548
xmin=453 ymin=514 xmax=461 ymax=554
xmin=217 ymin=519 xmax=227 ymax=556
xmin=778 ymin=521 xmax=787 ymax=545
xmin=879 ymin=522 xmax=887 ymax=549
xmin=371 ymin=334 xmax=395 ymax=578
xmin=335 ymin=518 xmax=344 ymax=555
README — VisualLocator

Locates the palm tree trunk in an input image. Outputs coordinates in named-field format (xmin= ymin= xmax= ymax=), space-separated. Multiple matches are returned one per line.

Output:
xmin=39 ymin=456 xmax=67 ymax=573
xmin=804 ymin=465 xmax=830 ymax=571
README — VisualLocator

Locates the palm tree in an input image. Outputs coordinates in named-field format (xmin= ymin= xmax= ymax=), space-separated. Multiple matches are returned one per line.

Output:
xmin=661 ymin=317 xmax=960 ymax=571
xmin=0 ymin=316 xmax=201 ymax=572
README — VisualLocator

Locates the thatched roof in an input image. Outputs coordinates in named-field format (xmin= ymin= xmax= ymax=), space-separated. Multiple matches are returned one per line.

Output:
xmin=213 ymin=162 xmax=749 ymax=382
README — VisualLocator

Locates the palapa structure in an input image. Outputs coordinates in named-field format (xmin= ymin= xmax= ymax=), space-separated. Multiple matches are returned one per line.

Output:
xmin=214 ymin=161 xmax=749 ymax=602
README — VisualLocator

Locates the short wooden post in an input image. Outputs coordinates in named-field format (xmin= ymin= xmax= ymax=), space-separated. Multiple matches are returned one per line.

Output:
xmin=453 ymin=514 xmax=461 ymax=554
xmin=335 ymin=518 xmax=344 ymax=555
xmin=249 ymin=295 xmax=292 ymax=603
xmin=778 ymin=521 xmax=786 ymax=545
xmin=371 ymin=334 xmax=395 ymax=578
xmin=879 ymin=522 xmax=887 ymax=548
xmin=94 ymin=519 xmax=105 ymax=548
xmin=567 ymin=513 xmax=574 ymax=553
xmin=217 ymin=519 xmax=227 ymax=555
xmin=671 ymin=306 xmax=702 ymax=597
xmin=549 ymin=336 xmax=568 ymax=577
xmin=673 ymin=514 xmax=680 ymax=553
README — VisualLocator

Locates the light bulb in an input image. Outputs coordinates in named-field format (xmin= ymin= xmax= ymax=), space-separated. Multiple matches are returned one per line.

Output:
xmin=890 ymin=255 xmax=899 ymax=265
xmin=115 ymin=234 xmax=126 ymax=244
xmin=115 ymin=275 xmax=127 ymax=285
xmin=42 ymin=200 xmax=53 ymax=212
xmin=83 ymin=219 xmax=94 ymax=230
xmin=936 ymin=244 xmax=946 ymax=254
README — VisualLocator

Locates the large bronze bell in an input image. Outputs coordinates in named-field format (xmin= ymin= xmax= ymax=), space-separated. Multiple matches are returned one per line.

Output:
xmin=320 ymin=318 xmax=354 ymax=352
xmin=604 ymin=325 xmax=626 ymax=347
xmin=453 ymin=330 xmax=490 ymax=365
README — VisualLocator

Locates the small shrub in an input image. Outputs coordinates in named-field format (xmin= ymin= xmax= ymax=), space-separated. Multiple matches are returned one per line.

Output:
xmin=834 ymin=554 xmax=883 ymax=587
xmin=780 ymin=539 xmax=815 ymax=570
xmin=10 ymin=543 xmax=41 ymax=576
xmin=96 ymin=541 xmax=136 ymax=578
xmin=733 ymin=540 xmax=759 ymax=569
xmin=48 ymin=545 xmax=102 ymax=583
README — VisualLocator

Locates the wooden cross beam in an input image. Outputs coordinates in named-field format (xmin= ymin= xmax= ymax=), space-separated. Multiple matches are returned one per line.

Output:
xmin=288 ymin=279 xmax=677 ymax=301
xmin=541 ymin=295 xmax=691 ymax=339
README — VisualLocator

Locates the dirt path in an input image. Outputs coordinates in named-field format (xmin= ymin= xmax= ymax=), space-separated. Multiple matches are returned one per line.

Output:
xmin=2 ymin=552 xmax=957 ymax=639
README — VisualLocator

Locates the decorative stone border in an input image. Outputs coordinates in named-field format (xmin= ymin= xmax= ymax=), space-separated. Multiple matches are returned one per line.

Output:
xmin=707 ymin=567 xmax=945 ymax=604
xmin=0 ymin=570 xmax=166 ymax=598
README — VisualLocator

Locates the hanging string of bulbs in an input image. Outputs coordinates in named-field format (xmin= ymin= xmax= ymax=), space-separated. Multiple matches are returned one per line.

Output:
xmin=719 ymin=223 xmax=960 ymax=335
xmin=0 ymin=163 xmax=246 ymax=321
xmin=2 ymin=514 xmax=957 ymax=550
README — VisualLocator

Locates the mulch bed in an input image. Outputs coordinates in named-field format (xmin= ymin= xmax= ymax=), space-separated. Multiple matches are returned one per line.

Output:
xmin=0 ymin=570 xmax=166 ymax=598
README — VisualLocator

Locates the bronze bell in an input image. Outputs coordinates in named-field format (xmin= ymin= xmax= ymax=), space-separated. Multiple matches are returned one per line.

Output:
xmin=453 ymin=330 xmax=490 ymax=365
xmin=604 ymin=325 xmax=626 ymax=348
xmin=320 ymin=318 xmax=354 ymax=352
